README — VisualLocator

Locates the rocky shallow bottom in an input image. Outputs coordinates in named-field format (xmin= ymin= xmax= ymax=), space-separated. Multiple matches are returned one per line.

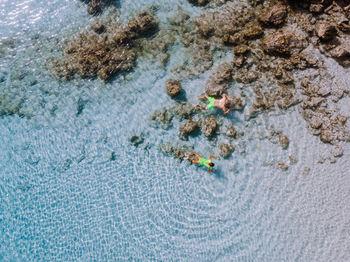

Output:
xmin=0 ymin=0 xmax=349 ymax=261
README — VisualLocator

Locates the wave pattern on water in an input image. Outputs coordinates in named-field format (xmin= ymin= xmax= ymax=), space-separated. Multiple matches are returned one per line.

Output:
xmin=0 ymin=0 xmax=350 ymax=261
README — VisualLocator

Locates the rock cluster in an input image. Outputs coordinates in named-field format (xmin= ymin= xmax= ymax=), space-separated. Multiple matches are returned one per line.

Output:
xmin=300 ymin=79 xmax=350 ymax=144
xmin=51 ymin=11 xmax=158 ymax=81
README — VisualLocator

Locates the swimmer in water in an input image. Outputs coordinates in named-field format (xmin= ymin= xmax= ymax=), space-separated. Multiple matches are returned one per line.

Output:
xmin=197 ymin=93 xmax=231 ymax=114
xmin=184 ymin=152 xmax=218 ymax=172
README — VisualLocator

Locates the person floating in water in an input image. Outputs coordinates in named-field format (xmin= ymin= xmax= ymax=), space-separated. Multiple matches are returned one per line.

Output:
xmin=184 ymin=152 xmax=218 ymax=172
xmin=197 ymin=93 xmax=231 ymax=114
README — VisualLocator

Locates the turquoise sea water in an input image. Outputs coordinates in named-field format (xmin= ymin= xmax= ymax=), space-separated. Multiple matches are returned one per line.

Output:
xmin=1 ymin=0 xmax=350 ymax=261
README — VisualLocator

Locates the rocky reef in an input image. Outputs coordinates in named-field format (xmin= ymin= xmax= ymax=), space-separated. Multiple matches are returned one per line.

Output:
xmin=153 ymin=0 xmax=350 ymax=163
xmin=51 ymin=11 xmax=158 ymax=81
xmin=45 ymin=0 xmax=350 ymax=164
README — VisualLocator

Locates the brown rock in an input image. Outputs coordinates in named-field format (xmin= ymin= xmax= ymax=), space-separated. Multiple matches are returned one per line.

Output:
xmin=187 ymin=0 xmax=209 ymax=6
xmin=201 ymin=117 xmax=217 ymax=137
xmin=179 ymin=120 xmax=199 ymax=139
xmin=278 ymin=133 xmax=290 ymax=149
xmin=222 ymin=33 xmax=242 ymax=45
xmin=310 ymin=116 xmax=323 ymax=129
xmin=315 ymin=21 xmax=337 ymax=41
xmin=233 ymin=55 xmax=246 ymax=67
xmin=199 ymin=23 xmax=214 ymax=37
xmin=166 ymin=79 xmax=182 ymax=98
xmin=330 ymin=45 xmax=350 ymax=58
xmin=233 ymin=45 xmax=249 ymax=56
xmin=227 ymin=96 xmax=244 ymax=110
xmin=226 ymin=126 xmax=237 ymax=138
xmin=219 ymin=143 xmax=234 ymax=158
xmin=205 ymin=82 xmax=226 ymax=97
xmin=260 ymin=3 xmax=288 ymax=26
xmin=91 ymin=23 xmax=106 ymax=34
xmin=262 ymin=31 xmax=291 ymax=55
xmin=309 ymin=4 xmax=324 ymax=13
xmin=52 ymin=11 xmax=158 ymax=81
xmin=320 ymin=128 xmax=334 ymax=143
xmin=330 ymin=145 xmax=343 ymax=157
xmin=277 ymin=161 xmax=289 ymax=171
xmin=244 ymin=24 xmax=263 ymax=39
xmin=338 ymin=20 xmax=350 ymax=33
xmin=87 ymin=0 xmax=102 ymax=16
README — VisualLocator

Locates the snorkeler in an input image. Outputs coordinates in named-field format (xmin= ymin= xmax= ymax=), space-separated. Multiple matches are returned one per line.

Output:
xmin=184 ymin=152 xmax=218 ymax=172
xmin=197 ymin=93 xmax=231 ymax=114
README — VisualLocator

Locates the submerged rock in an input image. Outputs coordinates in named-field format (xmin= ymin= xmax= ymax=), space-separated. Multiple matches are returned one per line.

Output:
xmin=262 ymin=29 xmax=306 ymax=56
xmin=315 ymin=21 xmax=337 ymax=41
xmin=166 ymin=79 xmax=182 ymax=98
xmin=159 ymin=143 xmax=192 ymax=160
xmin=243 ymin=24 xmax=263 ymax=39
xmin=260 ymin=2 xmax=288 ymax=26
xmin=80 ymin=0 xmax=114 ymax=16
xmin=226 ymin=126 xmax=237 ymax=138
xmin=205 ymin=62 xmax=234 ymax=96
xmin=129 ymin=134 xmax=144 ymax=146
xmin=278 ymin=133 xmax=290 ymax=149
xmin=87 ymin=0 xmax=102 ymax=16
xmin=219 ymin=143 xmax=233 ymax=158
xmin=262 ymin=31 xmax=291 ymax=55
xmin=51 ymin=11 xmax=158 ymax=81
xmin=201 ymin=117 xmax=217 ymax=137
xmin=187 ymin=0 xmax=209 ymax=7
xmin=179 ymin=120 xmax=199 ymax=139
xmin=150 ymin=108 xmax=173 ymax=128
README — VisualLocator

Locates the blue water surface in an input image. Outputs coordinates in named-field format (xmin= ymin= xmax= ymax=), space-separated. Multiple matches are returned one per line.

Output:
xmin=1 ymin=0 xmax=349 ymax=261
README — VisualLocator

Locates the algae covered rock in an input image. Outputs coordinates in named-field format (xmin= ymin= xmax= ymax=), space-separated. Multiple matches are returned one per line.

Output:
xmin=219 ymin=143 xmax=233 ymax=158
xmin=259 ymin=2 xmax=288 ymax=26
xmin=166 ymin=79 xmax=182 ymax=98
xmin=226 ymin=125 xmax=237 ymax=138
xmin=201 ymin=117 xmax=217 ymax=137
xmin=315 ymin=21 xmax=337 ymax=41
xmin=51 ymin=11 xmax=158 ymax=81
xmin=150 ymin=108 xmax=173 ymax=128
xmin=243 ymin=24 xmax=263 ymax=39
xmin=262 ymin=29 xmax=306 ymax=56
xmin=278 ymin=133 xmax=289 ymax=149
xmin=187 ymin=0 xmax=209 ymax=7
xmin=179 ymin=119 xmax=199 ymax=139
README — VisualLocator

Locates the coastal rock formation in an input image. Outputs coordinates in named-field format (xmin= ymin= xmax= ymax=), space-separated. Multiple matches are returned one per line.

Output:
xmin=51 ymin=11 xmax=158 ymax=81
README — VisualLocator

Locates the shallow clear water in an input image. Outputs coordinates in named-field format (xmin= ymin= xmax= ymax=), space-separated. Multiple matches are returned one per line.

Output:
xmin=1 ymin=0 xmax=350 ymax=261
